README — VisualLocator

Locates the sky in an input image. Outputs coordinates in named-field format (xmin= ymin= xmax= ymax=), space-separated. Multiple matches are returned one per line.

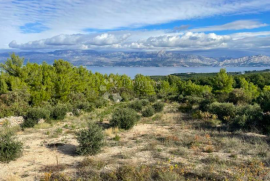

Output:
xmin=1 ymin=0 xmax=270 ymax=56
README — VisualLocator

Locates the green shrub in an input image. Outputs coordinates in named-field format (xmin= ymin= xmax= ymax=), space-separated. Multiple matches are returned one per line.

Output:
xmin=148 ymin=95 xmax=157 ymax=103
xmin=257 ymin=91 xmax=270 ymax=112
xmin=129 ymin=100 xmax=143 ymax=112
xmin=178 ymin=103 xmax=193 ymax=113
xmin=184 ymin=96 xmax=204 ymax=105
xmin=233 ymin=104 xmax=262 ymax=128
xmin=110 ymin=108 xmax=140 ymax=130
xmin=152 ymin=102 xmax=165 ymax=112
xmin=72 ymin=108 xmax=81 ymax=117
xmin=140 ymin=99 xmax=149 ymax=106
xmin=94 ymin=98 xmax=108 ymax=108
xmin=199 ymin=98 xmax=215 ymax=112
xmin=121 ymin=91 xmax=134 ymax=102
xmin=76 ymin=102 xmax=94 ymax=112
xmin=0 ymin=131 xmax=23 ymax=163
xmin=23 ymin=108 xmax=50 ymax=127
xmin=76 ymin=123 xmax=104 ymax=155
xmin=228 ymin=89 xmax=251 ymax=104
xmin=208 ymin=102 xmax=236 ymax=122
xmin=142 ymin=106 xmax=155 ymax=117
xmin=50 ymin=104 xmax=68 ymax=120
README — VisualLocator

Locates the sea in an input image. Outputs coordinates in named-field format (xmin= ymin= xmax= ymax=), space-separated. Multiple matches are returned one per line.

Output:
xmin=87 ymin=67 xmax=270 ymax=79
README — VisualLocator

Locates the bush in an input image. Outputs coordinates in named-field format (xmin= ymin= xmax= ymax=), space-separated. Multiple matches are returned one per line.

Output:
xmin=76 ymin=123 xmax=104 ymax=155
xmin=50 ymin=104 xmax=69 ymax=120
xmin=23 ymin=108 xmax=50 ymax=127
xmin=94 ymin=98 xmax=108 ymax=108
xmin=228 ymin=89 xmax=251 ymax=104
xmin=233 ymin=104 xmax=263 ymax=128
xmin=76 ymin=102 xmax=94 ymax=112
xmin=110 ymin=108 xmax=140 ymax=130
xmin=0 ymin=131 xmax=23 ymax=163
xmin=140 ymin=99 xmax=149 ymax=106
xmin=208 ymin=102 xmax=236 ymax=122
xmin=184 ymin=96 xmax=204 ymax=105
xmin=152 ymin=102 xmax=165 ymax=112
xmin=199 ymin=98 xmax=215 ymax=112
xmin=129 ymin=100 xmax=143 ymax=112
xmin=148 ymin=95 xmax=157 ymax=103
xmin=178 ymin=103 xmax=193 ymax=113
xmin=142 ymin=106 xmax=155 ymax=117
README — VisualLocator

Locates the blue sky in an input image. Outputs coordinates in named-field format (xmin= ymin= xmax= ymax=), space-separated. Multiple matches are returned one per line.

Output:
xmin=1 ymin=0 xmax=270 ymax=56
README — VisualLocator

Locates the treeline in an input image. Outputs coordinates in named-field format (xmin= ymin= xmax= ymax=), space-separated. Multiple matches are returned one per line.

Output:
xmin=0 ymin=54 xmax=270 ymax=133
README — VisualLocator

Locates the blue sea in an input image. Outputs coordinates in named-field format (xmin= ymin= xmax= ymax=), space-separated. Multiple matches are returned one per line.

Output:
xmin=87 ymin=67 xmax=270 ymax=79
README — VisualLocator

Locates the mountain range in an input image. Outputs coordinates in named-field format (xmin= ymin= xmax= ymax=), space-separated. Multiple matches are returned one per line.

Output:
xmin=0 ymin=50 xmax=270 ymax=67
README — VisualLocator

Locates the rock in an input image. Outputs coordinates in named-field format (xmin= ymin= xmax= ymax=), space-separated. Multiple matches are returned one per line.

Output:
xmin=0 ymin=116 xmax=24 ymax=127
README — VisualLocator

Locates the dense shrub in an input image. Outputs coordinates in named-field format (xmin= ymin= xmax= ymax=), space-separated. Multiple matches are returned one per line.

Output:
xmin=233 ymin=104 xmax=263 ymax=128
xmin=0 ymin=131 xmax=23 ymax=163
xmin=76 ymin=102 xmax=95 ymax=112
xmin=76 ymin=123 xmax=104 ymax=155
xmin=140 ymin=99 xmax=149 ymax=106
xmin=184 ymin=96 xmax=204 ymax=105
xmin=257 ymin=91 xmax=270 ymax=112
xmin=178 ymin=103 xmax=193 ymax=113
xmin=110 ymin=108 xmax=140 ymax=130
xmin=94 ymin=98 xmax=108 ymax=108
xmin=129 ymin=100 xmax=143 ymax=112
xmin=152 ymin=102 xmax=165 ymax=112
xmin=228 ymin=89 xmax=251 ymax=105
xmin=199 ymin=99 xmax=215 ymax=112
xmin=23 ymin=107 xmax=50 ymax=127
xmin=208 ymin=102 xmax=236 ymax=122
xmin=148 ymin=95 xmax=157 ymax=103
xmin=120 ymin=90 xmax=134 ymax=102
xmin=261 ymin=113 xmax=270 ymax=134
xmin=50 ymin=104 xmax=69 ymax=120
xmin=142 ymin=106 xmax=155 ymax=117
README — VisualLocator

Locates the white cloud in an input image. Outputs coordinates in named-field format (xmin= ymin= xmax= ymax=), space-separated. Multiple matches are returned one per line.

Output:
xmin=141 ymin=32 xmax=231 ymax=49
xmin=9 ymin=33 xmax=131 ymax=49
xmin=2 ymin=0 xmax=270 ymax=49
xmin=191 ymin=20 xmax=268 ymax=32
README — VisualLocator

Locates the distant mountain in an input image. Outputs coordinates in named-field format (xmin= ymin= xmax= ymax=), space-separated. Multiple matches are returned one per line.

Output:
xmin=219 ymin=55 xmax=270 ymax=67
xmin=0 ymin=50 xmax=270 ymax=67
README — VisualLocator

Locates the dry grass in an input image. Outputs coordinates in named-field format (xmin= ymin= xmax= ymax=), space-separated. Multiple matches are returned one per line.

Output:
xmin=1 ymin=102 xmax=270 ymax=180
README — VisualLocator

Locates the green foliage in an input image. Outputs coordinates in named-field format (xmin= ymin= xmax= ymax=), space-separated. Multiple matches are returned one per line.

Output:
xmin=0 ymin=89 xmax=30 ymax=118
xmin=152 ymin=102 xmax=164 ymax=112
xmin=257 ymin=89 xmax=270 ymax=112
xmin=140 ymin=99 xmax=149 ymax=106
xmin=134 ymin=74 xmax=156 ymax=96
xmin=23 ymin=107 xmax=50 ymax=127
xmin=94 ymin=98 xmax=108 ymax=108
xmin=178 ymin=103 xmax=193 ymax=113
xmin=0 ymin=131 xmax=23 ymax=163
xmin=228 ymin=89 xmax=251 ymax=104
xmin=180 ymin=80 xmax=212 ymax=96
xmin=110 ymin=108 xmax=140 ymax=130
xmin=76 ymin=123 xmax=104 ymax=155
xmin=142 ymin=106 xmax=155 ymax=117
xmin=129 ymin=100 xmax=143 ymax=112
xmin=148 ymin=95 xmax=157 ymax=103
xmin=233 ymin=104 xmax=262 ymax=128
xmin=76 ymin=102 xmax=94 ymax=112
xmin=208 ymin=102 xmax=236 ymax=122
xmin=50 ymin=104 xmax=69 ymax=120
xmin=239 ymin=77 xmax=260 ymax=100
xmin=213 ymin=69 xmax=233 ymax=94
xmin=0 ymin=53 xmax=24 ymax=77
